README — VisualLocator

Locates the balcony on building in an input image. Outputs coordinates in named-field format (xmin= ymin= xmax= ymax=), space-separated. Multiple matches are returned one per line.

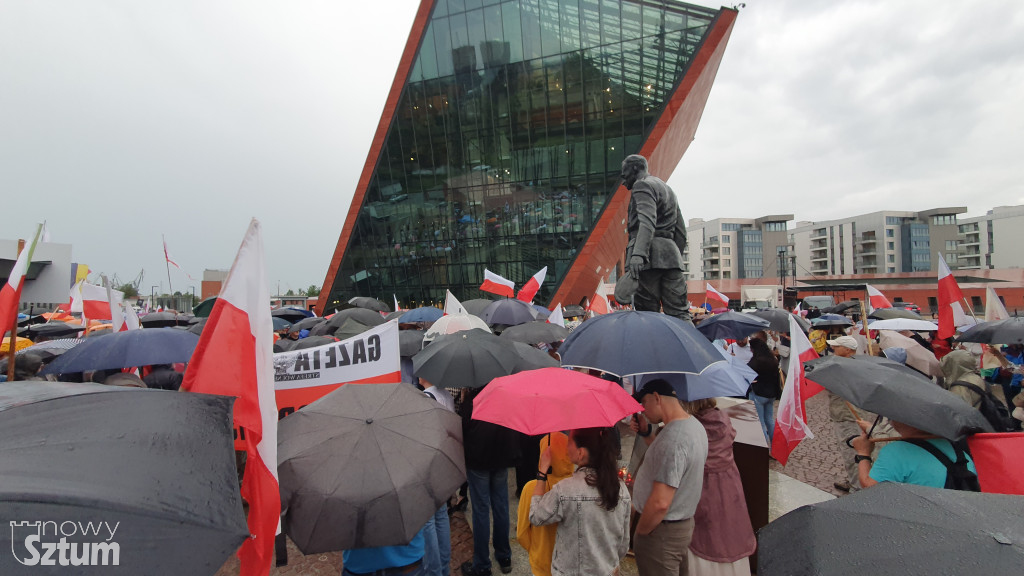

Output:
xmin=810 ymin=229 xmax=827 ymax=239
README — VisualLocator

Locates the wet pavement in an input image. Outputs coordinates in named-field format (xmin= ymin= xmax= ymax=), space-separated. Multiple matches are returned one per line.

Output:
xmin=217 ymin=394 xmax=845 ymax=575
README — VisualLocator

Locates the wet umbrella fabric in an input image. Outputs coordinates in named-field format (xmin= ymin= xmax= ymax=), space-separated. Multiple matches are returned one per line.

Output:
xmin=348 ymin=296 xmax=391 ymax=313
xmin=811 ymin=313 xmax=854 ymax=328
xmin=324 ymin=308 xmax=386 ymax=329
xmin=559 ymin=311 xmax=725 ymax=377
xmin=695 ymin=311 xmax=770 ymax=341
xmin=399 ymin=329 xmax=426 ymax=357
xmin=500 ymin=320 xmax=569 ymax=344
xmin=289 ymin=316 xmax=325 ymax=334
xmin=332 ymin=318 xmax=372 ymax=342
xmin=41 ymin=328 xmax=200 ymax=374
xmin=17 ymin=338 xmax=81 ymax=356
xmin=562 ymin=305 xmax=586 ymax=318
xmin=290 ymin=335 xmax=338 ymax=351
xmin=423 ymin=314 xmax=491 ymax=342
xmin=18 ymin=322 xmax=81 ymax=339
xmin=748 ymin=309 xmax=811 ymax=333
xmin=803 ymin=355 xmax=992 ymax=440
xmin=472 ymin=367 xmax=642 ymax=435
xmin=187 ymin=317 xmax=207 ymax=335
xmin=510 ymin=341 xmax=559 ymax=371
xmin=481 ymin=299 xmax=539 ymax=326
xmin=413 ymin=329 xmax=519 ymax=388
xmin=272 ymin=317 xmax=293 ymax=331
xmin=0 ymin=382 xmax=247 ymax=575
xmin=139 ymin=311 xmax=191 ymax=328
xmin=955 ymin=317 xmax=1024 ymax=345
xmin=271 ymin=307 xmax=314 ymax=323
xmin=400 ymin=306 xmax=445 ymax=323
xmin=637 ymin=347 xmax=757 ymax=401
xmin=278 ymin=383 xmax=465 ymax=552
xmin=869 ymin=308 xmax=923 ymax=321
xmin=821 ymin=300 xmax=861 ymax=314
xmin=757 ymin=482 xmax=1024 ymax=576
xmin=461 ymin=298 xmax=495 ymax=318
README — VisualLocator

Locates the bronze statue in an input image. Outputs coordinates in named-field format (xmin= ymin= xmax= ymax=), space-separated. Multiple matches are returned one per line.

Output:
xmin=620 ymin=154 xmax=690 ymax=321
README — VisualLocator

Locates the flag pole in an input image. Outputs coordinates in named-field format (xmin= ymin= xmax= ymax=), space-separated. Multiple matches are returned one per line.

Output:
xmin=962 ymin=297 xmax=979 ymax=323
xmin=6 ymin=239 xmax=25 ymax=382
xmin=859 ymin=290 xmax=875 ymax=356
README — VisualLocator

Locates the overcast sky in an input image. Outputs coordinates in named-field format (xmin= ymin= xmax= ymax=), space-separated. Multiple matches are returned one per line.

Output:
xmin=3 ymin=0 xmax=1022 ymax=295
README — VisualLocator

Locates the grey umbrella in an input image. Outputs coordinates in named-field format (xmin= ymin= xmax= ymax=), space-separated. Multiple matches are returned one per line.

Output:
xmin=0 ymin=382 xmax=247 ymax=575
xmin=348 ymin=296 xmax=391 ymax=313
xmin=500 ymin=320 xmax=569 ymax=344
xmin=481 ymin=298 xmax=538 ymax=326
xmin=290 ymin=335 xmax=338 ymax=351
xmin=139 ymin=311 xmax=191 ymax=327
xmin=288 ymin=316 xmax=325 ymax=334
xmin=399 ymin=329 xmax=426 ymax=357
xmin=332 ymin=318 xmax=373 ymax=341
xmin=510 ymin=341 xmax=560 ymax=371
xmin=955 ymin=317 xmax=1024 ymax=345
xmin=562 ymin=305 xmax=586 ymax=318
xmin=278 ymin=383 xmax=465 ymax=552
xmin=695 ymin=311 xmax=770 ymax=341
xmin=325 ymin=308 xmax=386 ymax=329
xmin=413 ymin=328 xmax=519 ymax=388
xmin=748 ymin=309 xmax=811 ymax=333
xmin=758 ymin=482 xmax=1024 ymax=576
xmin=869 ymin=308 xmax=923 ymax=321
xmin=461 ymin=298 xmax=495 ymax=318
xmin=803 ymin=355 xmax=993 ymax=440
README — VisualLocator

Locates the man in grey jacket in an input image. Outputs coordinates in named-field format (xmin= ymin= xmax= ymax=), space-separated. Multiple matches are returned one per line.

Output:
xmin=621 ymin=154 xmax=689 ymax=320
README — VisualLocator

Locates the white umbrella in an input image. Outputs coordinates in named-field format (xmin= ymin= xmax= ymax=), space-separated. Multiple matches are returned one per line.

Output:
xmin=868 ymin=318 xmax=938 ymax=332
xmin=423 ymin=313 xmax=490 ymax=343
xmin=878 ymin=331 xmax=942 ymax=378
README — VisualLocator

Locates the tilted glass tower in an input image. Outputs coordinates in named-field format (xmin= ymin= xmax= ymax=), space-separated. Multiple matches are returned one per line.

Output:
xmin=319 ymin=0 xmax=736 ymax=312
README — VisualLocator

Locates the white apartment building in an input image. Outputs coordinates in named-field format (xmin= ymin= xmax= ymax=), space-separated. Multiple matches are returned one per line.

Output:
xmin=684 ymin=215 xmax=793 ymax=281
xmin=956 ymin=205 xmax=1024 ymax=270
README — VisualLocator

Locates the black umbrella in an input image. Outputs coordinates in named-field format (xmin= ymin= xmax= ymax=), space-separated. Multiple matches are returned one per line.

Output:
xmin=955 ymin=317 xmax=1024 ymax=345
xmin=481 ymin=298 xmax=538 ymax=326
xmin=461 ymin=298 xmax=495 ymax=318
xmin=272 ymin=317 xmax=293 ymax=331
xmin=412 ymin=328 xmax=519 ymax=388
xmin=399 ymin=329 xmax=426 ymax=357
xmin=803 ymin=355 xmax=993 ymax=440
xmin=324 ymin=308 xmax=386 ymax=329
xmin=332 ymin=318 xmax=372 ymax=341
xmin=748 ymin=309 xmax=811 ymax=333
xmin=41 ymin=328 xmax=200 ymax=375
xmin=562 ymin=305 xmax=586 ymax=318
xmin=695 ymin=311 xmax=770 ymax=341
xmin=384 ymin=310 xmax=405 ymax=322
xmin=0 ymin=382 xmax=247 ymax=575
xmin=500 ymin=320 xmax=569 ymax=344
xmin=289 ymin=316 xmax=326 ymax=334
xmin=290 ymin=335 xmax=337 ymax=351
xmin=278 ymin=383 xmax=465 ymax=552
xmin=139 ymin=311 xmax=191 ymax=327
xmin=274 ymin=338 xmax=297 ymax=353
xmin=758 ymin=482 xmax=1024 ymax=576
xmin=17 ymin=322 xmax=82 ymax=339
xmin=17 ymin=338 xmax=81 ymax=356
xmin=821 ymin=300 xmax=862 ymax=314
xmin=187 ymin=317 xmax=208 ymax=335
xmin=869 ymin=308 xmax=922 ymax=321
xmin=271 ymin=307 xmax=313 ymax=323
xmin=559 ymin=311 xmax=724 ymax=377
xmin=510 ymin=341 xmax=559 ymax=371
xmin=348 ymin=296 xmax=391 ymax=313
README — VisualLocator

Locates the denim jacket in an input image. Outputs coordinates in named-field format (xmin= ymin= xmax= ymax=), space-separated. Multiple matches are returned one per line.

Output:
xmin=529 ymin=469 xmax=631 ymax=576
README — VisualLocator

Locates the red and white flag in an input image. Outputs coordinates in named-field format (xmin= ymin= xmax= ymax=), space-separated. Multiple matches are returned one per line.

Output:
xmin=444 ymin=289 xmax=466 ymax=315
xmin=937 ymin=253 xmax=966 ymax=340
xmin=588 ymin=293 xmax=610 ymax=315
xmin=393 ymin=294 xmax=402 ymax=313
xmin=547 ymin=303 xmax=565 ymax=326
xmin=181 ymin=219 xmax=278 ymax=576
xmin=123 ymin=303 xmax=141 ymax=331
xmin=967 ymin=432 xmax=1024 ymax=495
xmin=102 ymin=276 xmax=126 ymax=332
xmin=771 ymin=314 xmax=823 ymax=465
xmin=985 ymin=286 xmax=1009 ymax=322
xmin=705 ymin=283 xmax=729 ymax=307
xmin=70 ymin=281 xmax=119 ymax=320
xmin=0 ymin=224 xmax=44 ymax=338
xmin=163 ymin=235 xmax=197 ymax=280
xmin=480 ymin=269 xmax=515 ymax=298
xmin=866 ymin=284 xmax=892 ymax=312
xmin=517 ymin=266 xmax=547 ymax=303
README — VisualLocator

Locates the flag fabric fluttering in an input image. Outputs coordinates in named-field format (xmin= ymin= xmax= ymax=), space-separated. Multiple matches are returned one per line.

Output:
xmin=70 ymin=281 xmax=120 ymax=320
xmin=705 ymin=283 xmax=729 ymax=306
xmin=393 ymin=294 xmax=402 ymax=313
xmin=163 ymin=235 xmax=197 ymax=280
xmin=865 ymin=284 xmax=892 ymax=312
xmin=937 ymin=253 xmax=966 ymax=340
xmin=547 ymin=303 xmax=565 ymax=326
xmin=985 ymin=286 xmax=1010 ymax=322
xmin=102 ymin=275 xmax=126 ymax=332
xmin=181 ymin=219 xmax=279 ymax=576
xmin=480 ymin=269 xmax=515 ymax=298
xmin=444 ymin=290 xmax=466 ymax=315
xmin=517 ymin=266 xmax=547 ymax=303
xmin=771 ymin=314 xmax=823 ymax=465
xmin=588 ymin=292 xmax=610 ymax=315
xmin=122 ymin=302 xmax=141 ymax=331
xmin=0 ymin=224 xmax=44 ymax=338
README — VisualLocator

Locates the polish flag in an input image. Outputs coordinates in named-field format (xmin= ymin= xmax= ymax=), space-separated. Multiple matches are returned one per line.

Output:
xmin=547 ymin=303 xmax=565 ymax=326
xmin=967 ymin=433 xmax=1024 ymax=495
xmin=480 ymin=269 xmax=515 ymax=298
xmin=771 ymin=314 xmax=823 ymax=465
xmin=517 ymin=266 xmax=547 ymax=303
xmin=866 ymin=284 xmax=892 ymax=312
xmin=985 ymin=286 xmax=1009 ymax=322
xmin=588 ymin=293 xmax=610 ymax=315
xmin=70 ymin=281 xmax=120 ymax=320
xmin=937 ymin=253 xmax=966 ymax=340
xmin=793 ymin=302 xmax=802 ymax=315
xmin=103 ymin=276 xmax=126 ymax=332
xmin=705 ymin=283 xmax=729 ymax=307
xmin=123 ymin=303 xmax=141 ymax=331
xmin=0 ymin=224 xmax=44 ymax=338
xmin=393 ymin=294 xmax=402 ymax=313
xmin=163 ymin=235 xmax=197 ymax=280
xmin=181 ymin=219 xmax=279 ymax=576
xmin=444 ymin=289 xmax=466 ymax=315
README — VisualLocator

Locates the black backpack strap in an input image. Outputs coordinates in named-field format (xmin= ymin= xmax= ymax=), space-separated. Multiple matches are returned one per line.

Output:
xmin=904 ymin=438 xmax=956 ymax=468
xmin=950 ymin=381 xmax=987 ymax=397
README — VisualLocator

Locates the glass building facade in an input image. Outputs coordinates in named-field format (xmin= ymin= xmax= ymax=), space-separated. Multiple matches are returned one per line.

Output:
xmin=322 ymin=0 xmax=730 ymax=309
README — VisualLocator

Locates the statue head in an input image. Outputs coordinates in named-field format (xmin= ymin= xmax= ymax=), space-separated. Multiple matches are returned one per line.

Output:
xmin=620 ymin=155 xmax=649 ymax=190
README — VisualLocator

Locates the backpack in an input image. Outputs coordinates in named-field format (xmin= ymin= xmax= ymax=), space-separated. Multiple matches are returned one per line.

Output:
xmin=904 ymin=439 xmax=981 ymax=492
xmin=950 ymin=381 xmax=1019 ymax=432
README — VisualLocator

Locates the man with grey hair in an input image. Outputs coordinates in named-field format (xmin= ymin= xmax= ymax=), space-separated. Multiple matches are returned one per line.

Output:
xmin=619 ymin=154 xmax=689 ymax=321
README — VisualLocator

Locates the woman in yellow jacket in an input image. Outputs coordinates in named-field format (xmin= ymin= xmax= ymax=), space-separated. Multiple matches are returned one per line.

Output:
xmin=516 ymin=432 xmax=573 ymax=576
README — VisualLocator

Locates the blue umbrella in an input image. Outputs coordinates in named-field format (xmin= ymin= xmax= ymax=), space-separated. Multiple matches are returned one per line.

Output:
xmin=41 ymin=328 xmax=200 ymax=374
xmin=559 ymin=311 xmax=725 ymax=377
xmin=400 ymin=306 xmax=445 ymax=323
xmin=638 ymin=347 xmax=756 ymax=401
xmin=481 ymin=299 xmax=538 ymax=326
xmin=696 ymin=311 xmax=770 ymax=341
xmin=531 ymin=304 xmax=551 ymax=319
xmin=811 ymin=313 xmax=854 ymax=327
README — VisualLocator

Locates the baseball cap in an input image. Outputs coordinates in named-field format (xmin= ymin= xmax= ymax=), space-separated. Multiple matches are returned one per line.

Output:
xmin=826 ymin=335 xmax=859 ymax=350
xmin=632 ymin=378 xmax=678 ymax=403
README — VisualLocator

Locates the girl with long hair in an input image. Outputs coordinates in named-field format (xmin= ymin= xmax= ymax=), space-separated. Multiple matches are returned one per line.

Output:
xmin=529 ymin=427 xmax=631 ymax=576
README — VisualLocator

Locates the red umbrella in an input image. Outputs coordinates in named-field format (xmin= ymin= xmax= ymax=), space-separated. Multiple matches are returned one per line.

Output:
xmin=471 ymin=367 xmax=642 ymax=435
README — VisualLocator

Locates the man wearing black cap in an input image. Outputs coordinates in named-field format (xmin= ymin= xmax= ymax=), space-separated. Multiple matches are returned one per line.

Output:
xmin=629 ymin=379 xmax=708 ymax=576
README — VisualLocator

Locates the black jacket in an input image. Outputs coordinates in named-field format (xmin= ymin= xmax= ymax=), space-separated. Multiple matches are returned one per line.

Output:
xmin=461 ymin=389 xmax=522 ymax=470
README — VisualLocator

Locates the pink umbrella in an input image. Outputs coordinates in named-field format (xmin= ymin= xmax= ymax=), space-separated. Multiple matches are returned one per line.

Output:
xmin=471 ymin=367 xmax=642 ymax=435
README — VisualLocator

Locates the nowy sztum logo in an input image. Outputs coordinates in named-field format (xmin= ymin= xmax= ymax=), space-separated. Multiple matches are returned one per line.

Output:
xmin=10 ymin=520 xmax=120 ymax=566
